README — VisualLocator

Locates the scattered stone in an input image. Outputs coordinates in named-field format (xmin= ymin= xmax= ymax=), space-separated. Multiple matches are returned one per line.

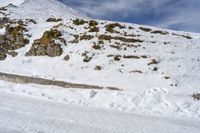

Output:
xmin=95 ymin=65 xmax=102 ymax=71
xmin=153 ymin=67 xmax=158 ymax=71
xmin=64 ymin=55 xmax=70 ymax=61
xmin=83 ymin=56 xmax=92 ymax=62
xmin=129 ymin=70 xmax=142 ymax=74
xmin=148 ymin=59 xmax=159 ymax=65
xmin=114 ymin=55 xmax=121 ymax=61
xmin=192 ymin=93 xmax=200 ymax=100
xmin=164 ymin=76 xmax=170 ymax=79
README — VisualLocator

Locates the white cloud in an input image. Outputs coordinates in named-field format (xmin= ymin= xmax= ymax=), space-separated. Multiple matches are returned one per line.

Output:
xmin=75 ymin=0 xmax=170 ymax=16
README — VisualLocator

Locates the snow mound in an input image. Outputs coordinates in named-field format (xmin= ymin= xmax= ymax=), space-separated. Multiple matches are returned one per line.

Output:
xmin=8 ymin=0 xmax=86 ymax=19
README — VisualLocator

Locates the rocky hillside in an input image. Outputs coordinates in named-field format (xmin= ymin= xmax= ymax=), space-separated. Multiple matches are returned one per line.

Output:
xmin=0 ymin=0 xmax=200 ymax=118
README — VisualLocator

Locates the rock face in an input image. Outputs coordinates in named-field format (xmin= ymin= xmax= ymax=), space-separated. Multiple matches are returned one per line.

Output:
xmin=0 ymin=51 xmax=6 ymax=60
xmin=26 ymin=29 xmax=64 ymax=57
xmin=0 ymin=21 xmax=29 ymax=60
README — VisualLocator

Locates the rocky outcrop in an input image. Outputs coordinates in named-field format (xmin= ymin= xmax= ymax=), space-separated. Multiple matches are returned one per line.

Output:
xmin=0 ymin=22 xmax=29 ymax=60
xmin=26 ymin=29 xmax=64 ymax=57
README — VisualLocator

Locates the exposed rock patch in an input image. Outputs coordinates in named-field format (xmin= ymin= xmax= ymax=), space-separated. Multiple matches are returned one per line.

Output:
xmin=26 ymin=29 xmax=64 ymax=57
xmin=0 ymin=22 xmax=29 ymax=60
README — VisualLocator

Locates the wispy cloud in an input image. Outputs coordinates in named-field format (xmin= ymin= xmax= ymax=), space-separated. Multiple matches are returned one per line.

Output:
xmin=60 ymin=0 xmax=200 ymax=32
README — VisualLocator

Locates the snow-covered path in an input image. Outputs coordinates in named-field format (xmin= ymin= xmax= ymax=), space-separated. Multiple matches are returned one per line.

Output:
xmin=0 ymin=91 xmax=199 ymax=133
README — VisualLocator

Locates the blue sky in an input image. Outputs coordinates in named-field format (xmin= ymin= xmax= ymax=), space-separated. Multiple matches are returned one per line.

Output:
xmin=59 ymin=0 xmax=200 ymax=32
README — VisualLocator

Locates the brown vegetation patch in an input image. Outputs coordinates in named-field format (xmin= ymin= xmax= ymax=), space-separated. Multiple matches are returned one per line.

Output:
xmin=141 ymin=55 xmax=148 ymax=58
xmin=105 ymin=23 xmax=125 ymax=33
xmin=89 ymin=20 xmax=98 ymax=27
xmin=151 ymin=30 xmax=169 ymax=35
xmin=128 ymin=26 xmax=134 ymax=29
xmin=114 ymin=55 xmax=121 ymax=61
xmin=98 ymin=35 xmax=112 ymax=41
xmin=109 ymin=45 xmax=121 ymax=50
xmin=80 ymin=35 xmax=94 ymax=41
xmin=123 ymin=55 xmax=140 ymax=59
xmin=124 ymin=32 xmax=140 ymax=37
xmin=98 ymin=34 xmax=143 ymax=43
xmin=125 ymin=43 xmax=141 ymax=48
xmin=92 ymin=44 xmax=102 ymax=50
xmin=73 ymin=19 xmax=87 ymax=25
xmin=46 ymin=18 xmax=62 ymax=22
xmin=139 ymin=27 xmax=152 ymax=32
xmin=89 ymin=27 xmax=99 ymax=32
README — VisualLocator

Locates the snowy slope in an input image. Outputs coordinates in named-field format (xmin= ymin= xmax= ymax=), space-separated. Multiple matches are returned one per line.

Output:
xmin=0 ymin=0 xmax=200 ymax=132
xmin=1 ymin=88 xmax=200 ymax=133
xmin=1 ymin=0 xmax=86 ymax=19
xmin=0 ymin=0 xmax=25 ymax=7
xmin=0 ymin=16 xmax=200 ymax=119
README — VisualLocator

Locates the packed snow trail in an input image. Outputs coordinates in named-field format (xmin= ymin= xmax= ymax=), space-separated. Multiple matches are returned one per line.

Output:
xmin=0 ymin=91 xmax=199 ymax=133
xmin=0 ymin=72 xmax=120 ymax=90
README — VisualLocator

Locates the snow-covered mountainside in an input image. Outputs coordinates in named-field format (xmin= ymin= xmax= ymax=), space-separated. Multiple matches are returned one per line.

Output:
xmin=0 ymin=0 xmax=200 ymax=132
xmin=0 ymin=0 xmax=86 ymax=19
